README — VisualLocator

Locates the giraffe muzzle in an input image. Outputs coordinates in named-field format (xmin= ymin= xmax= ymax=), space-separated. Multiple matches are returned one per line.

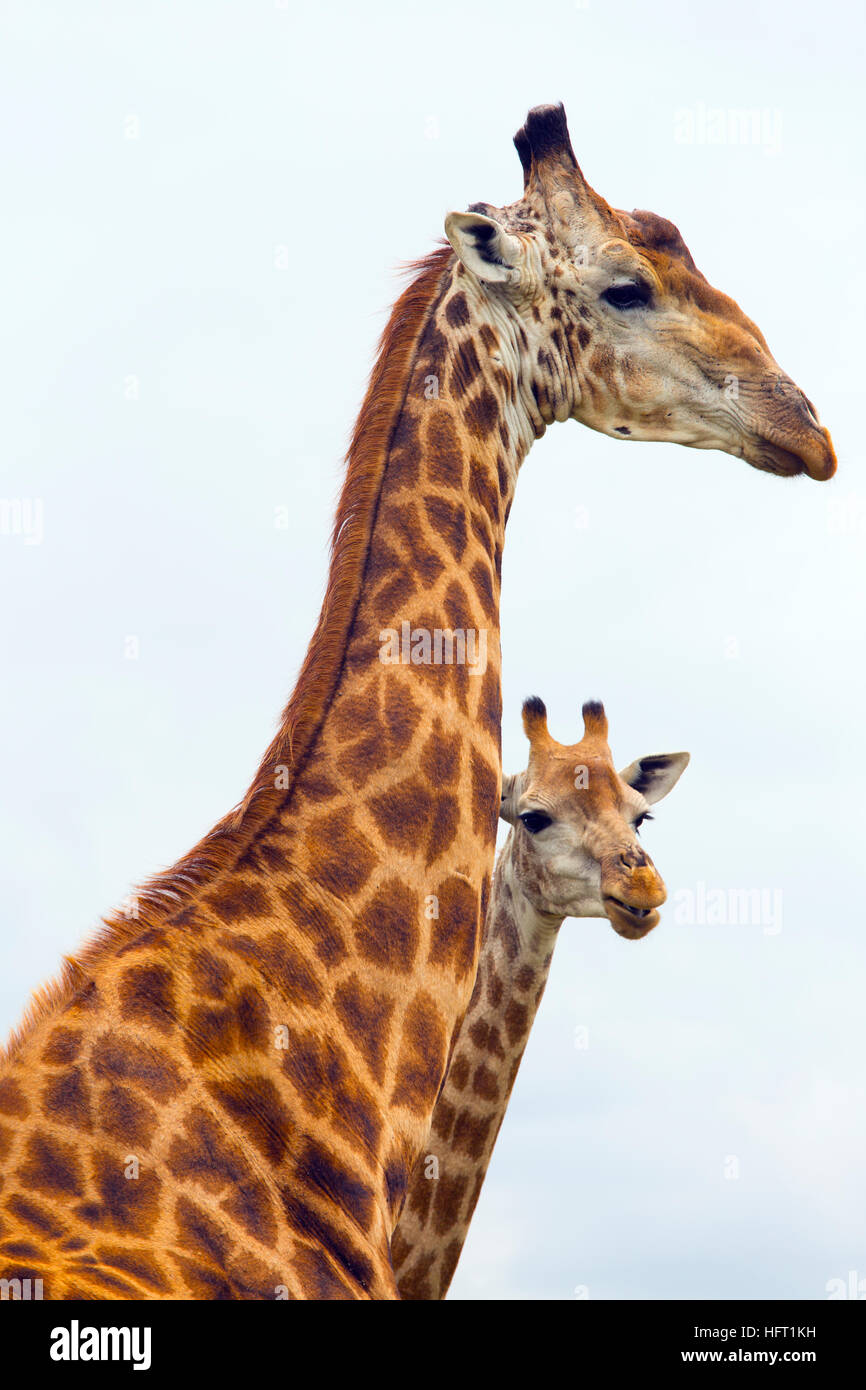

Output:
xmin=601 ymin=862 xmax=666 ymax=940
xmin=743 ymin=427 xmax=837 ymax=482
xmin=741 ymin=380 xmax=837 ymax=481
xmin=799 ymin=425 xmax=837 ymax=481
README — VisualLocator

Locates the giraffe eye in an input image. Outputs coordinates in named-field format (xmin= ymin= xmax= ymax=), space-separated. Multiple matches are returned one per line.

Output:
xmin=602 ymin=282 xmax=652 ymax=310
xmin=520 ymin=811 xmax=552 ymax=835
xmin=634 ymin=812 xmax=654 ymax=834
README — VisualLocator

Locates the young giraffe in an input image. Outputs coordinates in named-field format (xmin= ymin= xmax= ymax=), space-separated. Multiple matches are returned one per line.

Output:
xmin=392 ymin=697 xmax=689 ymax=1299
xmin=0 ymin=104 xmax=834 ymax=1301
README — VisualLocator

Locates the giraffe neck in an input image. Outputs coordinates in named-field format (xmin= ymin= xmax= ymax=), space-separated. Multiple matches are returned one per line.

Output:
xmin=258 ymin=253 xmax=536 ymax=1226
xmin=0 ymin=250 xmax=542 ymax=1300
xmin=391 ymin=833 xmax=565 ymax=1299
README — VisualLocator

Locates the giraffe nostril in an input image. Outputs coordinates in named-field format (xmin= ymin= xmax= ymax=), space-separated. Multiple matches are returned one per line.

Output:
xmin=619 ymin=848 xmax=645 ymax=870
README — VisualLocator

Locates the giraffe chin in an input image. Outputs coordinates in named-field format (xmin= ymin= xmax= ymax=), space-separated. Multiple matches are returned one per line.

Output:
xmin=603 ymin=896 xmax=661 ymax=941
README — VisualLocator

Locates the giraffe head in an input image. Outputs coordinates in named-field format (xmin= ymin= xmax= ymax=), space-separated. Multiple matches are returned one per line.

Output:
xmin=444 ymin=103 xmax=835 ymax=481
xmin=500 ymin=696 xmax=689 ymax=940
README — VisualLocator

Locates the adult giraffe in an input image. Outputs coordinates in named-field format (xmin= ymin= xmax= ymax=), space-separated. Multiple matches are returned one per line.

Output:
xmin=0 ymin=104 xmax=835 ymax=1300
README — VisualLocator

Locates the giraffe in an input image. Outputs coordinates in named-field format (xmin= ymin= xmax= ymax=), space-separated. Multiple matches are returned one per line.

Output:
xmin=0 ymin=103 xmax=835 ymax=1301
xmin=392 ymin=695 xmax=689 ymax=1299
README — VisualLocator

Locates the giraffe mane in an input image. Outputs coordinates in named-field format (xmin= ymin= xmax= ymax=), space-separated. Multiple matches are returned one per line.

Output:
xmin=1 ymin=243 xmax=455 ymax=1063
xmin=234 ymin=242 xmax=454 ymax=827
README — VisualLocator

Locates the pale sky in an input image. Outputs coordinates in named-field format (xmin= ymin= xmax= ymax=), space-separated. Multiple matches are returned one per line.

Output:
xmin=1 ymin=0 xmax=863 ymax=1299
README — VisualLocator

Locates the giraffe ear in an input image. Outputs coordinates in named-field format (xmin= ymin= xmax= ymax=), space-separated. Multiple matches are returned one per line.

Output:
xmin=619 ymin=752 xmax=690 ymax=805
xmin=500 ymin=772 xmax=522 ymax=824
xmin=445 ymin=211 xmax=522 ymax=285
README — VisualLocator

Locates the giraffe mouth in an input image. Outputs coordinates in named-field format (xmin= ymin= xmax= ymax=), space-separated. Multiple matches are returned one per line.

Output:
xmin=743 ymin=437 xmax=809 ymax=478
xmin=743 ymin=431 xmax=836 ymax=481
xmin=603 ymin=895 xmax=660 ymax=939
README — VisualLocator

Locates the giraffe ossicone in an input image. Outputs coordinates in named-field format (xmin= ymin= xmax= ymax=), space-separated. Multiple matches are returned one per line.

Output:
xmin=0 ymin=103 xmax=833 ymax=1300
xmin=393 ymin=696 xmax=689 ymax=1299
